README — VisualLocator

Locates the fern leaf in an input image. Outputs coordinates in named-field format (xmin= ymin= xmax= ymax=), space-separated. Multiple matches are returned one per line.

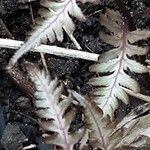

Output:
xmin=89 ymin=9 xmax=150 ymax=118
xmin=110 ymin=104 xmax=150 ymax=149
xmin=71 ymin=91 xmax=150 ymax=149
xmin=27 ymin=63 xmax=83 ymax=150
xmin=8 ymin=0 xmax=86 ymax=68
xmin=70 ymin=91 xmax=114 ymax=149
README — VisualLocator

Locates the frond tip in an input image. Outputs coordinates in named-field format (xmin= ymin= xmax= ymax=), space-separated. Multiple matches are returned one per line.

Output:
xmin=89 ymin=9 xmax=150 ymax=118
xmin=27 ymin=63 xmax=83 ymax=150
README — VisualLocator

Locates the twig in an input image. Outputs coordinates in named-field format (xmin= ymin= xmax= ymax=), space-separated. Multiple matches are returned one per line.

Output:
xmin=40 ymin=52 xmax=49 ymax=73
xmin=67 ymin=33 xmax=82 ymax=50
xmin=0 ymin=38 xmax=100 ymax=62
xmin=0 ymin=18 xmax=14 ymax=39
xmin=88 ymin=10 xmax=102 ymax=17
xmin=5 ymin=66 xmax=36 ymax=100
xmin=29 ymin=4 xmax=35 ymax=24
xmin=121 ymin=87 xmax=150 ymax=103
xmin=22 ymin=144 xmax=36 ymax=150
xmin=63 ymin=26 xmax=82 ymax=50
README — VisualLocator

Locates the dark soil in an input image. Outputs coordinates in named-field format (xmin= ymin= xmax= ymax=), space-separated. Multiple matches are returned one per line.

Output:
xmin=0 ymin=0 xmax=150 ymax=150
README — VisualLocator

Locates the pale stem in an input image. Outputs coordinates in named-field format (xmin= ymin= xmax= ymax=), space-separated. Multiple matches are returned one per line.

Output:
xmin=122 ymin=87 xmax=150 ymax=103
xmin=63 ymin=26 xmax=82 ymax=50
xmin=67 ymin=33 xmax=82 ymax=50
xmin=0 ymin=38 xmax=99 ymax=62
xmin=22 ymin=144 xmax=36 ymax=150
xmin=40 ymin=52 xmax=49 ymax=74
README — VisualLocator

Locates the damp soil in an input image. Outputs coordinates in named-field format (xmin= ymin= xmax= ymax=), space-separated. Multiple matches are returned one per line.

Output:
xmin=0 ymin=0 xmax=150 ymax=150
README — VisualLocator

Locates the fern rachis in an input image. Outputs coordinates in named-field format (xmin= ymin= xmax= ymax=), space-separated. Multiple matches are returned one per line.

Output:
xmin=89 ymin=9 xmax=150 ymax=117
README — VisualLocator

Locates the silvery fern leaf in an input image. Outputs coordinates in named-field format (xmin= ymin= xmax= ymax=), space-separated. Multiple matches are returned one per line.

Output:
xmin=71 ymin=91 xmax=150 ymax=150
xmin=89 ymin=9 xmax=150 ymax=118
xmin=8 ymin=0 xmax=87 ymax=68
xmin=27 ymin=63 xmax=83 ymax=150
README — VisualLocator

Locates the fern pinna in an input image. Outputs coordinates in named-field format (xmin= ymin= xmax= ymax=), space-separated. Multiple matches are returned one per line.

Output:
xmin=27 ymin=63 xmax=83 ymax=150
xmin=89 ymin=9 xmax=150 ymax=118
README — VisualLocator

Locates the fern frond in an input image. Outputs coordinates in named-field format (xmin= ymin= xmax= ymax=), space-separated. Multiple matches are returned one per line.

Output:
xmin=71 ymin=91 xmax=150 ymax=149
xmin=89 ymin=9 xmax=150 ymax=118
xmin=27 ymin=63 xmax=83 ymax=150
xmin=109 ymin=104 xmax=150 ymax=150
xmin=71 ymin=91 xmax=114 ymax=149
xmin=8 ymin=0 xmax=87 ymax=68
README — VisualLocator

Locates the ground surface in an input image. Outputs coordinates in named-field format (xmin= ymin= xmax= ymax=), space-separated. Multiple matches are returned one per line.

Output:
xmin=0 ymin=0 xmax=150 ymax=150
